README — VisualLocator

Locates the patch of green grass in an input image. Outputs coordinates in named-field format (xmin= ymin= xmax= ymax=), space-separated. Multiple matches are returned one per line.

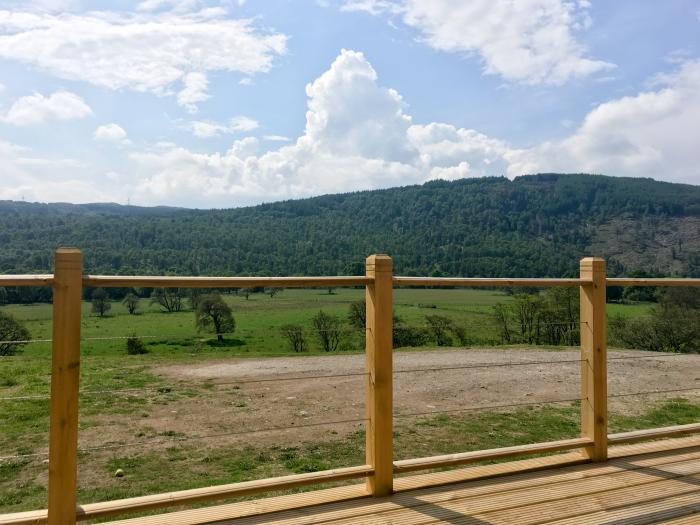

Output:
xmin=1 ymin=398 xmax=697 ymax=515
xmin=610 ymin=398 xmax=700 ymax=433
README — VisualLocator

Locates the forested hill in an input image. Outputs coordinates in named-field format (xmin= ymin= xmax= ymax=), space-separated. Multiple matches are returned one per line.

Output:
xmin=1 ymin=174 xmax=699 ymax=278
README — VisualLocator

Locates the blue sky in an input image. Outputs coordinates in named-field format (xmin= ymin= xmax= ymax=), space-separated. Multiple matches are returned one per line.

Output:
xmin=0 ymin=0 xmax=699 ymax=208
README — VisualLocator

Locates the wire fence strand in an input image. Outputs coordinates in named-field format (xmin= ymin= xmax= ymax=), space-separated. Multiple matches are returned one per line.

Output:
xmin=394 ymin=396 xmax=581 ymax=419
xmin=0 ymin=416 xmax=369 ymax=462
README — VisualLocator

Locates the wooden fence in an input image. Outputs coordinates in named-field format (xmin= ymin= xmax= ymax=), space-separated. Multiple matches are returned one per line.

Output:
xmin=1 ymin=249 xmax=699 ymax=525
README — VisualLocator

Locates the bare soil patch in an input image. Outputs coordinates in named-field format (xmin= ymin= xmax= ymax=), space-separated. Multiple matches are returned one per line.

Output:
xmin=125 ymin=347 xmax=700 ymax=448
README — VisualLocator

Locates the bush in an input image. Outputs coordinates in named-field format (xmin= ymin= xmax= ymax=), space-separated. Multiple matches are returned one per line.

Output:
xmin=609 ymin=308 xmax=700 ymax=353
xmin=425 ymin=315 xmax=454 ymax=346
xmin=0 ymin=311 xmax=30 ymax=356
xmin=126 ymin=335 xmax=148 ymax=355
xmin=281 ymin=324 xmax=306 ymax=352
xmin=393 ymin=325 xmax=430 ymax=348
xmin=311 ymin=310 xmax=343 ymax=352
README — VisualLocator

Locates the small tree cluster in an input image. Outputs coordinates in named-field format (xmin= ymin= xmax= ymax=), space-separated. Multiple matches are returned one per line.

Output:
xmin=609 ymin=288 xmax=700 ymax=353
xmin=492 ymin=288 xmax=580 ymax=346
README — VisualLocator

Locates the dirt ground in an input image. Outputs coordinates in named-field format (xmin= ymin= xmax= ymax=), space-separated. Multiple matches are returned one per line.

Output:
xmin=78 ymin=347 xmax=699 ymax=451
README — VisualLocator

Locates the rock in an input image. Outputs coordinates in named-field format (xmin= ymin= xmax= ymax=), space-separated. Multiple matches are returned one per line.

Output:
xmin=115 ymin=468 xmax=125 ymax=478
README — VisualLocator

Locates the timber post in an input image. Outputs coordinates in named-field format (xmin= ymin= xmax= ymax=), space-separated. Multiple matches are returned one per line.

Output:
xmin=579 ymin=257 xmax=608 ymax=461
xmin=47 ymin=248 xmax=83 ymax=525
xmin=365 ymin=254 xmax=393 ymax=496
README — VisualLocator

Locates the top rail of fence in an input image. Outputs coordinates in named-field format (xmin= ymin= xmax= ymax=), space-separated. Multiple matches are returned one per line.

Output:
xmin=392 ymin=277 xmax=586 ymax=287
xmin=83 ymin=275 xmax=372 ymax=288
xmin=606 ymin=278 xmax=700 ymax=287
xmin=0 ymin=275 xmax=54 ymax=287
xmin=3 ymin=274 xmax=700 ymax=289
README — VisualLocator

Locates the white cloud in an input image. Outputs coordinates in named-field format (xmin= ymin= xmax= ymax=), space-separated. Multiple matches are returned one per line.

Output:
xmin=506 ymin=59 xmax=700 ymax=185
xmin=129 ymin=49 xmax=509 ymax=206
xmin=2 ymin=90 xmax=92 ymax=125
xmin=0 ymin=9 xmax=287 ymax=112
xmin=94 ymin=123 xmax=130 ymax=144
xmin=263 ymin=135 xmax=291 ymax=142
xmin=11 ymin=50 xmax=700 ymax=207
xmin=187 ymin=116 xmax=259 ymax=137
xmin=177 ymin=72 xmax=210 ymax=113
xmin=343 ymin=0 xmax=614 ymax=85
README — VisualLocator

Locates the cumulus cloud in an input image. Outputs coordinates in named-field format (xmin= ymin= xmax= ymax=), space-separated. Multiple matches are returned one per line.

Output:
xmin=2 ymin=91 xmax=92 ymax=125
xmin=129 ymin=50 xmax=510 ymax=206
xmin=11 ymin=49 xmax=699 ymax=207
xmin=343 ymin=0 xmax=613 ymax=85
xmin=0 ymin=9 xmax=287 ymax=111
xmin=126 ymin=50 xmax=700 ymax=207
xmin=94 ymin=123 xmax=130 ymax=144
xmin=506 ymin=59 xmax=700 ymax=185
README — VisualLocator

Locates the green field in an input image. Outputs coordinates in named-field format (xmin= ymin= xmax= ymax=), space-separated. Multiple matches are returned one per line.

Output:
xmin=1 ymin=288 xmax=693 ymax=517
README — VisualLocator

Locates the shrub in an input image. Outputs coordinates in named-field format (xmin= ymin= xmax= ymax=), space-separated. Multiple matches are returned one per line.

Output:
xmin=0 ymin=311 xmax=30 ymax=356
xmin=281 ymin=324 xmax=306 ymax=353
xmin=126 ymin=335 xmax=148 ymax=355
xmin=311 ymin=310 xmax=343 ymax=352
xmin=392 ymin=325 xmax=430 ymax=348
xmin=425 ymin=315 xmax=454 ymax=346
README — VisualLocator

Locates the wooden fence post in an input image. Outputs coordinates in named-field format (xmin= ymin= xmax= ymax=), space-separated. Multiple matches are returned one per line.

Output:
xmin=579 ymin=257 xmax=608 ymax=461
xmin=48 ymin=248 xmax=83 ymax=525
xmin=365 ymin=254 xmax=393 ymax=496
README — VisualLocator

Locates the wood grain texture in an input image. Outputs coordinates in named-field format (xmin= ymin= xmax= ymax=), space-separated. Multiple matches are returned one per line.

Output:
xmin=393 ymin=437 xmax=593 ymax=473
xmin=0 ymin=275 xmax=53 ymax=286
xmin=83 ymin=275 xmax=370 ymax=288
xmin=580 ymin=257 xmax=608 ymax=462
xmin=365 ymin=254 xmax=394 ymax=496
xmin=47 ymin=249 xmax=83 ymax=525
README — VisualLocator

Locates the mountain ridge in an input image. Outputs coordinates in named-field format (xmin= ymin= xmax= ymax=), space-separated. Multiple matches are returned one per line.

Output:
xmin=1 ymin=174 xmax=699 ymax=278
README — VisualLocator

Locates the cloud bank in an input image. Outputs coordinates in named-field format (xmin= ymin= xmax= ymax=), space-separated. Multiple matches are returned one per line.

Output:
xmin=342 ymin=0 xmax=614 ymax=85
xmin=0 ymin=8 xmax=287 ymax=111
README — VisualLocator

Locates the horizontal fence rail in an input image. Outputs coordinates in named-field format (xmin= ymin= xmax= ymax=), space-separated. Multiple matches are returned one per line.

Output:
xmin=393 ymin=277 xmax=585 ymax=287
xmin=84 ymin=275 xmax=372 ymax=288
xmin=0 ymin=249 xmax=699 ymax=525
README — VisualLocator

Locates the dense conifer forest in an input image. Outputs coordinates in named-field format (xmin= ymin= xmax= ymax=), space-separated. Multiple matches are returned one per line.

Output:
xmin=1 ymin=174 xmax=699 ymax=278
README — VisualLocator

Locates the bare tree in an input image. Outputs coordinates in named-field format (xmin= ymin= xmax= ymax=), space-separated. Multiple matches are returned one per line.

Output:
xmin=151 ymin=288 xmax=185 ymax=312
xmin=267 ymin=287 xmax=283 ymax=298
xmin=280 ymin=324 xmax=306 ymax=352
xmin=122 ymin=293 xmax=140 ymax=315
xmin=311 ymin=310 xmax=343 ymax=352
xmin=91 ymin=288 xmax=111 ymax=317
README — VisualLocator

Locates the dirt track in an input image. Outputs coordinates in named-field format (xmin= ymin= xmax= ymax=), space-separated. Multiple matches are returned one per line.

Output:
xmin=125 ymin=348 xmax=700 ymax=447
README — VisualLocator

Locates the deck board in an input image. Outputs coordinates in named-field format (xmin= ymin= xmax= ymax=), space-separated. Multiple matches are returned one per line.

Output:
xmin=100 ymin=439 xmax=700 ymax=525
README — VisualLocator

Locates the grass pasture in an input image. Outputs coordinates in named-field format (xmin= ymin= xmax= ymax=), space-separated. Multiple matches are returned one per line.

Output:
xmin=1 ymin=287 xmax=696 ymax=517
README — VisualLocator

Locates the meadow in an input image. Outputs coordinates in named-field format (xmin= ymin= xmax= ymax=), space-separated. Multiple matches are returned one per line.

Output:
xmin=1 ymin=287 xmax=698 ymax=516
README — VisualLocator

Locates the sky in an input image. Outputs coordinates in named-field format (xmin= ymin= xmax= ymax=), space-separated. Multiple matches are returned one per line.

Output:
xmin=0 ymin=0 xmax=699 ymax=208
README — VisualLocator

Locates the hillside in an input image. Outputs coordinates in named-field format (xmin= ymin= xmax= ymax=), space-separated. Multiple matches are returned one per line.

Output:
xmin=1 ymin=174 xmax=699 ymax=278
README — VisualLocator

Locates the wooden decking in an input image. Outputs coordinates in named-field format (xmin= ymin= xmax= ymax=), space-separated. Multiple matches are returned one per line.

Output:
xmin=96 ymin=437 xmax=700 ymax=525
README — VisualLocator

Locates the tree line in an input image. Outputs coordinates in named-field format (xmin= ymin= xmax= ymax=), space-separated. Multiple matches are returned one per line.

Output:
xmin=1 ymin=174 xmax=698 ymax=279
